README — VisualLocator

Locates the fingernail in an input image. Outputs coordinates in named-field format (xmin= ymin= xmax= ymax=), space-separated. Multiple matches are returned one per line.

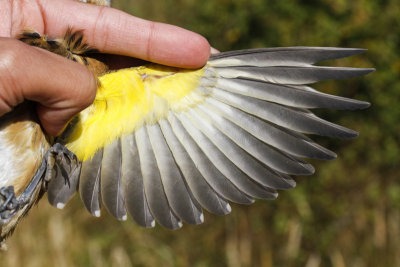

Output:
xmin=210 ymin=47 xmax=220 ymax=55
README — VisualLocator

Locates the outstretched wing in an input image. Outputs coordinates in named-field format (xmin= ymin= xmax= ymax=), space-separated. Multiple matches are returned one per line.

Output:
xmin=47 ymin=47 xmax=373 ymax=229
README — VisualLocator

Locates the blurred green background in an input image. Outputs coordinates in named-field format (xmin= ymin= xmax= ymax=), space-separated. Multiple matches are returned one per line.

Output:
xmin=2 ymin=0 xmax=400 ymax=266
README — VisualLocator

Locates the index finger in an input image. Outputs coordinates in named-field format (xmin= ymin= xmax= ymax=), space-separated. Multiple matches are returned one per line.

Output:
xmin=39 ymin=0 xmax=210 ymax=68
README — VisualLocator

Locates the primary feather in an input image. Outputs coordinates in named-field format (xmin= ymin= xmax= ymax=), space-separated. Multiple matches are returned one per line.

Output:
xmin=46 ymin=46 xmax=373 ymax=229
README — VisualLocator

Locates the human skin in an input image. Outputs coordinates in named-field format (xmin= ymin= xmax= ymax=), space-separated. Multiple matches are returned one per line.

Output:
xmin=0 ymin=0 xmax=210 ymax=136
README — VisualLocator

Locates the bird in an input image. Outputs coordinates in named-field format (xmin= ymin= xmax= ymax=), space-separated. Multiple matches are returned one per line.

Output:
xmin=0 ymin=0 xmax=374 ymax=246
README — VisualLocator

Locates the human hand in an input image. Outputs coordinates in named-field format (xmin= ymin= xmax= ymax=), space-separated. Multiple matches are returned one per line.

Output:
xmin=0 ymin=0 xmax=210 ymax=136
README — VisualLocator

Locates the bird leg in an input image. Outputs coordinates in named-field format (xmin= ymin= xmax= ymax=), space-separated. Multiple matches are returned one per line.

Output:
xmin=0 ymin=143 xmax=78 ymax=222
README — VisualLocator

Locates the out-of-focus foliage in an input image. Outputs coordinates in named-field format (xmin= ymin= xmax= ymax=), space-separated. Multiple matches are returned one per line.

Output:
xmin=2 ymin=0 xmax=399 ymax=266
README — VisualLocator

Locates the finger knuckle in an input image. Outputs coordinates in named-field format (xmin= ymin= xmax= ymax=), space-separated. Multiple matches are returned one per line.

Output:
xmin=0 ymin=39 xmax=28 ymax=109
xmin=0 ymin=39 xmax=26 ymax=71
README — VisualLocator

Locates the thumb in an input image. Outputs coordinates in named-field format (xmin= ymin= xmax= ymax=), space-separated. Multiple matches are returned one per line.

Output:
xmin=0 ymin=39 xmax=97 ymax=136
xmin=36 ymin=104 xmax=84 ymax=137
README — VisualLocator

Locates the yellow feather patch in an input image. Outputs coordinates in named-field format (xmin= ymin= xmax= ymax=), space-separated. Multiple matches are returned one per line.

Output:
xmin=65 ymin=64 xmax=205 ymax=161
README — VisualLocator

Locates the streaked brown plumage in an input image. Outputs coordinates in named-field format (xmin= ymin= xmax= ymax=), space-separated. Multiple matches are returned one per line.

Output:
xmin=0 ymin=103 xmax=50 ymax=244
xmin=80 ymin=0 xmax=111 ymax=6
xmin=18 ymin=29 xmax=109 ymax=76
xmin=0 ymin=104 xmax=49 ymax=195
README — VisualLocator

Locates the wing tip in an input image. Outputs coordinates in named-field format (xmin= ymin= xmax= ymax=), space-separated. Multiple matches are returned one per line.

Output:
xmin=288 ymin=163 xmax=315 ymax=176
xmin=287 ymin=178 xmax=297 ymax=188
xmin=226 ymin=203 xmax=232 ymax=213
xmin=303 ymin=163 xmax=315 ymax=175
xmin=326 ymin=151 xmax=338 ymax=160
xmin=116 ymin=213 xmax=128 ymax=221
xmin=141 ymin=220 xmax=156 ymax=228
xmin=318 ymin=47 xmax=369 ymax=61
xmin=358 ymin=101 xmax=371 ymax=110
xmin=200 ymin=213 xmax=205 ymax=223
xmin=279 ymin=178 xmax=297 ymax=189
xmin=342 ymin=47 xmax=368 ymax=56
xmin=326 ymin=67 xmax=375 ymax=80
xmin=56 ymin=202 xmax=65 ymax=209
xmin=317 ymin=146 xmax=338 ymax=160
xmin=361 ymin=68 xmax=375 ymax=75
xmin=189 ymin=213 xmax=206 ymax=225
xmin=342 ymin=129 xmax=359 ymax=139
xmin=325 ymin=67 xmax=375 ymax=82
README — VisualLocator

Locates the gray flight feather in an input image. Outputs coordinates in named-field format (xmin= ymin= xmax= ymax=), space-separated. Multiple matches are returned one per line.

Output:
xmin=135 ymin=127 xmax=182 ymax=229
xmin=212 ymin=88 xmax=359 ymax=138
xmin=184 ymin=110 xmax=296 ymax=190
xmin=209 ymin=47 xmax=367 ymax=67
xmin=175 ymin=112 xmax=280 ymax=198
xmin=203 ymin=98 xmax=336 ymax=160
xmin=196 ymin=104 xmax=314 ymax=175
xmin=101 ymin=139 xmax=127 ymax=220
xmin=79 ymin=149 xmax=103 ymax=217
xmin=206 ymin=77 xmax=370 ymax=110
xmin=47 ymin=157 xmax=81 ymax=208
xmin=147 ymin=123 xmax=203 ymax=224
xmin=209 ymin=66 xmax=374 ymax=85
xmin=121 ymin=133 xmax=154 ymax=227
xmin=169 ymin=113 xmax=259 ymax=204
xmin=159 ymin=118 xmax=230 ymax=216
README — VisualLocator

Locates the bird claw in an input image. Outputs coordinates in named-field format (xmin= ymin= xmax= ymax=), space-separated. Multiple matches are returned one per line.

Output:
xmin=44 ymin=143 xmax=78 ymax=186
xmin=0 ymin=186 xmax=19 ymax=221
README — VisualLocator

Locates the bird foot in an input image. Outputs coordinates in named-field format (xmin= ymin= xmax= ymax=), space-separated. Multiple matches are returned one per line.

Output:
xmin=0 ymin=186 xmax=19 ymax=221
xmin=0 ymin=143 xmax=78 ymax=223
xmin=43 ymin=143 xmax=79 ymax=186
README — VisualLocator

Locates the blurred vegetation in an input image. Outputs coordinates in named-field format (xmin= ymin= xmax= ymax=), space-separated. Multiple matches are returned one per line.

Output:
xmin=2 ymin=0 xmax=400 ymax=266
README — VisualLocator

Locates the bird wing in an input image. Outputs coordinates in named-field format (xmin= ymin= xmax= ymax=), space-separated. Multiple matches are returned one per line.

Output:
xmin=46 ymin=47 xmax=373 ymax=229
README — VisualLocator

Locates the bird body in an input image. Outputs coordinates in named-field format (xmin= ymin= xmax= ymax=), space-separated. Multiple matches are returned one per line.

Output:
xmin=0 ymin=104 xmax=49 ymax=194
xmin=0 ymin=103 xmax=50 ymax=242
xmin=0 ymin=24 xmax=374 ymax=244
